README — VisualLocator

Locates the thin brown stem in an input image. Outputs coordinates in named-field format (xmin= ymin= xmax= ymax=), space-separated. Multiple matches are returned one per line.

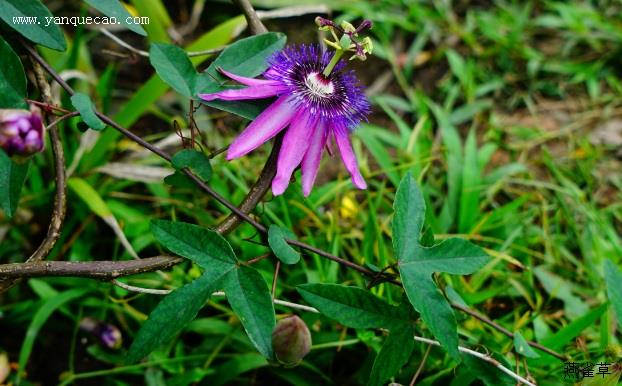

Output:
xmin=409 ymin=344 xmax=432 ymax=386
xmin=232 ymin=0 xmax=268 ymax=34
xmin=271 ymin=260 xmax=280 ymax=301
xmin=246 ymin=253 xmax=271 ymax=265
xmin=450 ymin=302 xmax=567 ymax=361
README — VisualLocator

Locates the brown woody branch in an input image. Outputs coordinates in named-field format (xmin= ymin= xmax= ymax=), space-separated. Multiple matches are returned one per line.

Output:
xmin=0 ymin=256 xmax=182 ymax=280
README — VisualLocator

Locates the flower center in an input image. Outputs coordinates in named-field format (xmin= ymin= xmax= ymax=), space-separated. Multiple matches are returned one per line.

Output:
xmin=304 ymin=72 xmax=334 ymax=98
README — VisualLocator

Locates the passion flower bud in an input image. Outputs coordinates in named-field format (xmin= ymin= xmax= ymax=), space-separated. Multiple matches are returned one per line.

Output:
xmin=0 ymin=107 xmax=45 ymax=157
xmin=79 ymin=317 xmax=123 ymax=349
xmin=271 ymin=315 xmax=312 ymax=366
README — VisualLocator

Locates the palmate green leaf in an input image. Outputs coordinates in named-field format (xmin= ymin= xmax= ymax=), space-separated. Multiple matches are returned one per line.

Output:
xmin=367 ymin=324 xmax=416 ymax=386
xmin=297 ymin=284 xmax=409 ymax=329
xmin=0 ymin=152 xmax=30 ymax=218
xmin=268 ymin=225 xmax=300 ymax=264
xmin=604 ymin=259 xmax=622 ymax=328
xmin=126 ymin=269 xmax=232 ymax=363
xmin=0 ymin=0 xmax=66 ymax=51
xmin=0 ymin=37 xmax=27 ymax=109
xmin=393 ymin=173 xmax=488 ymax=359
xmin=83 ymin=0 xmax=146 ymax=36
xmin=150 ymin=220 xmax=237 ymax=269
xmin=171 ymin=149 xmax=212 ymax=182
xmin=70 ymin=93 xmax=106 ymax=131
xmin=398 ymin=239 xmax=488 ymax=361
xmin=224 ymin=266 xmax=276 ymax=359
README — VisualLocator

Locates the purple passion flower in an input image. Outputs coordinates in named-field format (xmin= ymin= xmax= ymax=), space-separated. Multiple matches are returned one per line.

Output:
xmin=199 ymin=45 xmax=370 ymax=196
xmin=0 ymin=108 xmax=45 ymax=157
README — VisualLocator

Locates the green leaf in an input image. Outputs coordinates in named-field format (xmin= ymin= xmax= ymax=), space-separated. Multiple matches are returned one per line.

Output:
xmin=392 ymin=172 xmax=425 ymax=261
xmin=197 ymin=33 xmax=286 ymax=117
xmin=68 ymin=177 xmax=111 ymax=217
xmin=398 ymin=238 xmax=488 ymax=360
xmin=458 ymin=129 xmax=481 ymax=233
xmin=428 ymin=102 xmax=463 ymax=231
xmin=171 ymin=149 xmax=212 ymax=182
xmin=150 ymin=220 xmax=237 ymax=269
xmin=224 ymin=266 xmax=276 ymax=359
xmin=541 ymin=303 xmax=608 ymax=350
xmin=163 ymin=170 xmax=195 ymax=188
xmin=297 ymin=284 xmax=409 ymax=329
xmin=513 ymin=331 xmax=539 ymax=358
xmin=83 ymin=0 xmax=147 ymax=36
xmin=200 ymin=32 xmax=287 ymax=87
xmin=127 ymin=270 xmax=230 ymax=363
xmin=70 ymin=93 xmax=106 ymax=131
xmin=0 ymin=37 xmax=27 ymax=109
xmin=268 ymin=225 xmax=300 ymax=265
xmin=17 ymin=289 xmax=88 ymax=384
xmin=367 ymin=324 xmax=416 ymax=386
xmin=399 ymin=238 xmax=490 ymax=275
xmin=533 ymin=267 xmax=589 ymax=319
xmin=130 ymin=0 xmax=171 ymax=43
xmin=149 ymin=43 xmax=197 ymax=98
xmin=393 ymin=174 xmax=488 ymax=359
xmin=0 ymin=152 xmax=30 ymax=218
xmin=0 ymin=0 xmax=66 ymax=51
xmin=604 ymin=259 xmax=622 ymax=328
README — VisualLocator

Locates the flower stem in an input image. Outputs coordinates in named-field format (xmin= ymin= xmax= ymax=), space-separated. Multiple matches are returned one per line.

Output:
xmin=323 ymin=50 xmax=344 ymax=77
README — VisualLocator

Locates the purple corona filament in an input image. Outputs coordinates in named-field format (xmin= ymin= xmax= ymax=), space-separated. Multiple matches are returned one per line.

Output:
xmin=199 ymin=44 xmax=370 ymax=196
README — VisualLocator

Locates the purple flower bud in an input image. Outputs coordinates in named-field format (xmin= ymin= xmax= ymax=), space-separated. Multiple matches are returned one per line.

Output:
xmin=79 ymin=317 xmax=123 ymax=350
xmin=271 ymin=315 xmax=312 ymax=366
xmin=0 ymin=107 xmax=45 ymax=157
